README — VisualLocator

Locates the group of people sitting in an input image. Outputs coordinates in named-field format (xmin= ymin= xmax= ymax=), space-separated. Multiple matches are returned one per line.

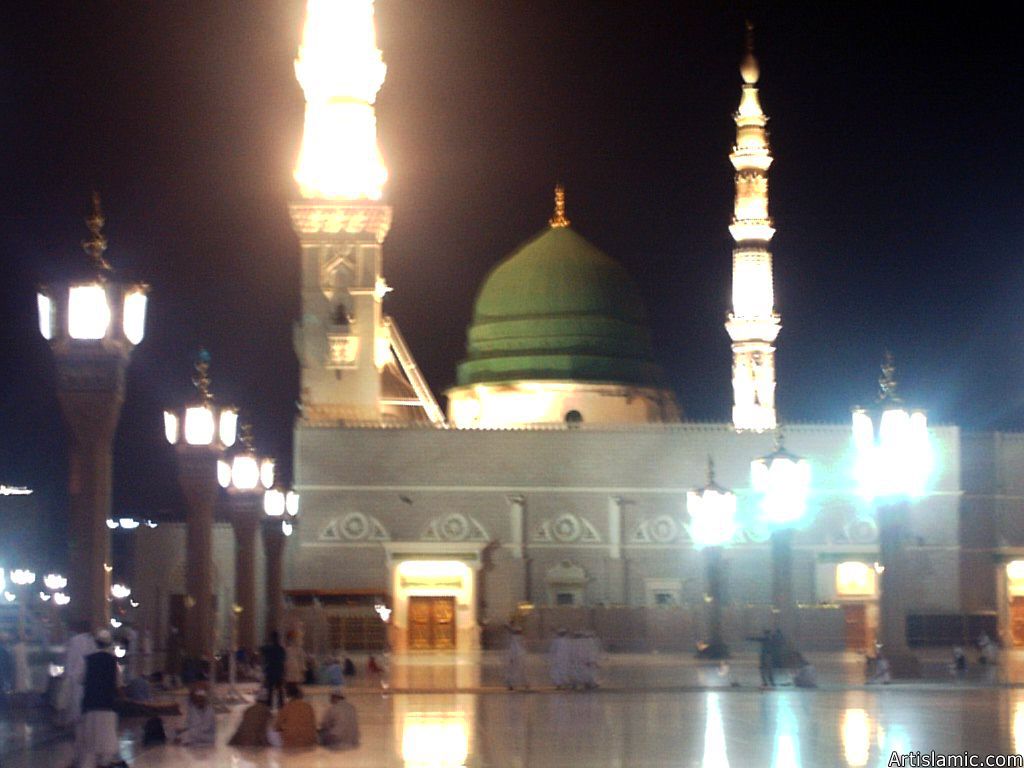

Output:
xmin=176 ymin=682 xmax=359 ymax=749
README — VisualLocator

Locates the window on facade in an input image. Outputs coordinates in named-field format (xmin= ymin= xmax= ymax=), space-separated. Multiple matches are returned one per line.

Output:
xmin=654 ymin=592 xmax=677 ymax=606
xmin=556 ymin=592 xmax=576 ymax=606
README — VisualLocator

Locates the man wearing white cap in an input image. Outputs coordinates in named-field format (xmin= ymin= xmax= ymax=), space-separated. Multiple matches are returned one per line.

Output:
xmin=77 ymin=629 xmax=122 ymax=768
xmin=319 ymin=688 xmax=359 ymax=748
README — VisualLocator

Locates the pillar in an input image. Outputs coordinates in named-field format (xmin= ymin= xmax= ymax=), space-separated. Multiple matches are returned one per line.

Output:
xmin=55 ymin=355 xmax=128 ymax=630
xmin=174 ymin=448 xmax=219 ymax=661
xmin=227 ymin=499 xmax=260 ymax=651
xmin=771 ymin=528 xmax=796 ymax=639
xmin=877 ymin=501 xmax=921 ymax=676
xmin=701 ymin=546 xmax=729 ymax=658
xmin=263 ymin=521 xmax=286 ymax=637
xmin=607 ymin=497 xmax=627 ymax=604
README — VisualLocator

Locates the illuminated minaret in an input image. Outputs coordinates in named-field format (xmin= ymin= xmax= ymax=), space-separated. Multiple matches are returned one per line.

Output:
xmin=725 ymin=24 xmax=780 ymax=432
xmin=290 ymin=0 xmax=441 ymax=425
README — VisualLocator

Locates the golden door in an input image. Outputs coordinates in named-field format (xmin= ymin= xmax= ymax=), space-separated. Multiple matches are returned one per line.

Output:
xmin=1011 ymin=597 xmax=1024 ymax=646
xmin=844 ymin=603 xmax=869 ymax=652
xmin=408 ymin=596 xmax=457 ymax=650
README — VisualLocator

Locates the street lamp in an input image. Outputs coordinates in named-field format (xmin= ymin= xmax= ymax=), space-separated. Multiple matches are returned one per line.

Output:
xmin=165 ymin=350 xmax=237 ymax=663
xmin=686 ymin=458 xmax=738 ymax=659
xmin=219 ymin=424 xmax=275 ymax=652
xmin=38 ymin=194 xmax=148 ymax=629
xmin=852 ymin=352 xmax=932 ymax=677
xmin=751 ymin=431 xmax=811 ymax=640
xmin=262 ymin=486 xmax=299 ymax=636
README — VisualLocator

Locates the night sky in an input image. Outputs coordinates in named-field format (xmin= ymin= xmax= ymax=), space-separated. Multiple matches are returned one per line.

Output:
xmin=1 ymin=2 xmax=1022 ymax=553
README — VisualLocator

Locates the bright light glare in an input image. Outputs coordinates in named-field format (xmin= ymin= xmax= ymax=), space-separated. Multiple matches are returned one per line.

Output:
xmin=686 ymin=489 xmax=738 ymax=549
xmin=2 ymin=592 xmax=14 ymax=603
xmin=231 ymin=454 xmax=260 ymax=490
xmin=401 ymin=713 xmax=469 ymax=768
xmin=110 ymin=617 xmax=122 ymax=628
xmin=1009 ymin=561 xmax=1024 ymax=582
xmin=54 ymin=592 xmax=70 ymax=606
xmin=286 ymin=491 xmax=300 ymax=517
xmin=114 ymin=645 xmax=126 ymax=659
xmin=852 ymin=407 xmax=933 ymax=500
xmin=702 ymin=692 xmax=730 ymax=768
xmin=106 ymin=519 xmax=119 ymax=530
xmin=1015 ymin=701 xmax=1024 ymax=757
xmin=260 ymin=459 xmax=275 ymax=490
xmin=293 ymin=0 xmax=388 ymax=200
xmin=770 ymin=697 xmax=800 ymax=768
xmin=110 ymin=583 xmax=131 ymax=599
xmin=119 ymin=518 xmax=139 ymax=530
xmin=39 ymin=591 xmax=50 ymax=601
xmin=841 ymin=708 xmax=871 ymax=767
xmin=68 ymin=284 xmax=111 ymax=339
xmin=123 ymin=290 xmax=147 ymax=345
xmin=264 ymin=489 xmax=285 ymax=517
xmin=836 ymin=562 xmax=876 ymax=597
xmin=219 ymin=409 xmax=239 ymax=447
xmin=10 ymin=569 xmax=36 ymax=586
xmin=37 ymin=293 xmax=53 ymax=339
xmin=49 ymin=663 xmax=65 ymax=677
xmin=163 ymin=411 xmax=179 ymax=444
xmin=282 ymin=520 xmax=294 ymax=537
xmin=184 ymin=406 xmax=215 ymax=445
xmin=43 ymin=574 xmax=67 ymax=591
xmin=751 ymin=456 xmax=811 ymax=527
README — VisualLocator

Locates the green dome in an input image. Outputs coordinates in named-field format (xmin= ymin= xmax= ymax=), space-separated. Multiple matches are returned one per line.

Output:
xmin=456 ymin=226 xmax=667 ymax=387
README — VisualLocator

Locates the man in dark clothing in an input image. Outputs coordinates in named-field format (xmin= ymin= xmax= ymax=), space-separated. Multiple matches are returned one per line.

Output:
xmin=260 ymin=631 xmax=286 ymax=709
xmin=753 ymin=629 xmax=775 ymax=688
xmin=79 ymin=629 xmax=122 ymax=768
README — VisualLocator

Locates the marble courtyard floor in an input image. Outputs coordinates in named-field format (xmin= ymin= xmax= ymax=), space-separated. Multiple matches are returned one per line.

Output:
xmin=6 ymin=650 xmax=1024 ymax=767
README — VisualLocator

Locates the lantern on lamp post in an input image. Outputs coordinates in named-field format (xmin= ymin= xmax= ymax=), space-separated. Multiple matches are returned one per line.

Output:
xmin=38 ymin=194 xmax=148 ymax=629
xmin=751 ymin=430 xmax=811 ymax=640
xmin=219 ymin=423 xmax=275 ymax=652
xmin=852 ymin=352 xmax=932 ymax=678
xmin=164 ymin=350 xmax=237 ymax=662
xmin=686 ymin=458 xmax=738 ymax=659
xmin=262 ymin=486 xmax=299 ymax=636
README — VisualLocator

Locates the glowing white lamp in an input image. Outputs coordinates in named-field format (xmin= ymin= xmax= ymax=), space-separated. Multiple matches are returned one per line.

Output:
xmin=264 ymin=489 xmax=285 ymax=517
xmin=260 ymin=459 xmax=276 ymax=490
xmin=686 ymin=461 xmax=738 ymax=549
xmin=751 ymin=436 xmax=811 ymax=528
xmin=118 ymin=518 xmax=140 ymax=530
xmin=54 ymin=592 xmax=71 ymax=606
xmin=852 ymin=367 xmax=931 ymax=502
xmin=43 ymin=574 xmax=67 ymax=591
xmin=110 ymin=583 xmax=132 ymax=600
xmin=37 ymin=197 xmax=149 ymax=348
xmin=165 ymin=350 xmax=238 ymax=451
xmin=286 ymin=491 xmax=300 ymax=517
xmin=10 ymin=569 xmax=36 ymax=587
xmin=3 ymin=592 xmax=15 ymax=603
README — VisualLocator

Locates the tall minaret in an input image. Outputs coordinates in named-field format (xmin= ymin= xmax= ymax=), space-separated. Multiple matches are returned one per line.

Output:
xmin=290 ymin=0 xmax=394 ymax=424
xmin=725 ymin=23 xmax=780 ymax=432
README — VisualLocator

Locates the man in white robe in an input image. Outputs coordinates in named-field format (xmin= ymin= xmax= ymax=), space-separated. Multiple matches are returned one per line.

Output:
xmin=319 ymin=689 xmax=360 ymax=748
xmin=61 ymin=620 xmax=97 ymax=732
xmin=504 ymin=626 xmax=528 ymax=690
xmin=548 ymin=629 xmax=570 ymax=689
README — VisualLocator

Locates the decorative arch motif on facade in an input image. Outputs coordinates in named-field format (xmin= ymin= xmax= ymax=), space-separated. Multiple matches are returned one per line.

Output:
xmin=533 ymin=513 xmax=601 ymax=544
xmin=319 ymin=512 xmax=391 ymax=542
xmin=631 ymin=515 xmax=688 ymax=544
xmin=420 ymin=513 xmax=489 ymax=543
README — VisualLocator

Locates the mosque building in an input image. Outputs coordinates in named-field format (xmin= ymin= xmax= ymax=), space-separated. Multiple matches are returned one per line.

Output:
xmin=130 ymin=5 xmax=1024 ymax=657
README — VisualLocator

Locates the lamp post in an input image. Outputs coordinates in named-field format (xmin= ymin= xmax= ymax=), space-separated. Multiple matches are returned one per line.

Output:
xmin=262 ymin=487 xmax=299 ymax=637
xmin=164 ymin=350 xmax=238 ymax=662
xmin=219 ymin=424 xmax=275 ymax=652
xmin=686 ymin=459 xmax=738 ymax=659
xmin=38 ymin=194 xmax=148 ymax=629
xmin=751 ymin=431 xmax=812 ymax=641
xmin=852 ymin=353 xmax=931 ymax=678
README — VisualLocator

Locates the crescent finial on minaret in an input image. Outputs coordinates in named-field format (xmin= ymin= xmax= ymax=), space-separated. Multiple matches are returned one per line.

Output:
xmin=741 ymin=21 xmax=760 ymax=85
xmin=82 ymin=191 xmax=112 ymax=273
xmin=549 ymin=183 xmax=570 ymax=228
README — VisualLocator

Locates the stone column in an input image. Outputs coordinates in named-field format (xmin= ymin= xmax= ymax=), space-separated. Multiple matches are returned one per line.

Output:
xmin=227 ymin=498 xmax=260 ymax=651
xmin=701 ymin=546 xmax=729 ymax=658
xmin=771 ymin=528 xmax=796 ymax=639
xmin=174 ymin=448 xmax=219 ymax=661
xmin=607 ymin=497 xmax=627 ymax=604
xmin=55 ymin=353 xmax=128 ymax=630
xmin=506 ymin=495 xmax=529 ymax=605
xmin=262 ymin=520 xmax=286 ymax=637
xmin=877 ymin=501 xmax=920 ymax=677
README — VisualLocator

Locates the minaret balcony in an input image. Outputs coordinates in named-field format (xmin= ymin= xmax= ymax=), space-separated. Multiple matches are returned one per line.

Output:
xmin=729 ymin=220 xmax=776 ymax=242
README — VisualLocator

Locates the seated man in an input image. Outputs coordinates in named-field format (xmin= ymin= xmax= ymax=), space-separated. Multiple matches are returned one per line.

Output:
xmin=228 ymin=691 xmax=272 ymax=747
xmin=319 ymin=689 xmax=359 ymax=748
xmin=274 ymin=683 xmax=317 ymax=748
xmin=178 ymin=685 xmax=216 ymax=746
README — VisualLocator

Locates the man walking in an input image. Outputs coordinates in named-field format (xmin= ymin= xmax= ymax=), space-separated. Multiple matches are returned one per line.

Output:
xmin=260 ymin=631 xmax=285 ymax=709
xmin=78 ymin=629 xmax=121 ymax=768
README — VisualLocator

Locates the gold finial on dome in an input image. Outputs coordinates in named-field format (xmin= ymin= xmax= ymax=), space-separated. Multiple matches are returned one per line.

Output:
xmin=740 ymin=20 xmax=760 ymax=85
xmin=82 ymin=191 xmax=112 ymax=273
xmin=549 ymin=183 xmax=570 ymax=228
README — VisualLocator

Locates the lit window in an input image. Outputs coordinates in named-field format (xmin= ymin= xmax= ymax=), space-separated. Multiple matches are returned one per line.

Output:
xmin=68 ymin=284 xmax=111 ymax=340
xmin=836 ymin=561 xmax=876 ymax=597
